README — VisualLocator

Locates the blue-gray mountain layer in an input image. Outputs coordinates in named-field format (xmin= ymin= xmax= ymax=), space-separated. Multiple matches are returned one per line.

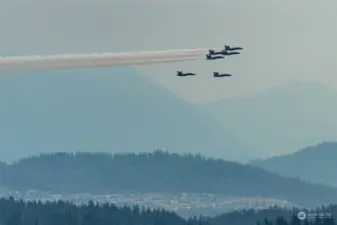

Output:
xmin=200 ymin=82 xmax=337 ymax=159
xmin=251 ymin=142 xmax=337 ymax=187
xmin=0 ymin=67 xmax=250 ymax=162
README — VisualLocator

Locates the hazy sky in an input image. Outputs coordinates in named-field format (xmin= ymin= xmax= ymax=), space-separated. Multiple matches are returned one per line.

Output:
xmin=1 ymin=0 xmax=337 ymax=102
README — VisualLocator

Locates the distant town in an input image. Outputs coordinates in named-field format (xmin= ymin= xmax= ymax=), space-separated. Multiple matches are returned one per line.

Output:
xmin=0 ymin=186 xmax=296 ymax=217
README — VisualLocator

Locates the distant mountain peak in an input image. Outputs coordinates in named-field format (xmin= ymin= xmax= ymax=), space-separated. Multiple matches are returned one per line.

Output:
xmin=295 ymin=141 xmax=337 ymax=155
xmin=251 ymin=142 xmax=337 ymax=187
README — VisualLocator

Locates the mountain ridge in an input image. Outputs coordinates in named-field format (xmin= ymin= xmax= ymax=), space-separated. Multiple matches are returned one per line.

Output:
xmin=251 ymin=142 xmax=337 ymax=187
xmin=1 ymin=151 xmax=337 ymax=208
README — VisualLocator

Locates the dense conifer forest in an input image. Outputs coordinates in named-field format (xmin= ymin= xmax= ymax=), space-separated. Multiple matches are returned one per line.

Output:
xmin=0 ymin=197 xmax=336 ymax=225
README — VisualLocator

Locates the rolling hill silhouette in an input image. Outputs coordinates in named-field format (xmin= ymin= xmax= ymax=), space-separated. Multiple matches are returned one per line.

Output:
xmin=251 ymin=142 xmax=337 ymax=187
xmin=2 ymin=151 xmax=337 ymax=207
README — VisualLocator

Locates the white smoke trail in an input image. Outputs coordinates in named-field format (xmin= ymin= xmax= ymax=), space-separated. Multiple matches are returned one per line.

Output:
xmin=0 ymin=48 xmax=213 ymax=72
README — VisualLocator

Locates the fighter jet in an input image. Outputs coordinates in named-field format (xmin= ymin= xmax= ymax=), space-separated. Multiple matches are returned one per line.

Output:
xmin=216 ymin=49 xmax=241 ymax=56
xmin=177 ymin=71 xmax=196 ymax=76
xmin=222 ymin=50 xmax=240 ymax=55
xmin=213 ymin=72 xmax=232 ymax=77
xmin=209 ymin=49 xmax=240 ymax=56
xmin=206 ymin=54 xmax=225 ymax=60
xmin=208 ymin=49 xmax=221 ymax=55
xmin=224 ymin=45 xmax=243 ymax=51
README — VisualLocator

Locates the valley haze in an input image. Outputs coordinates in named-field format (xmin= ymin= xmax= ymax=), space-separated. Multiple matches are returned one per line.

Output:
xmin=0 ymin=67 xmax=336 ymax=162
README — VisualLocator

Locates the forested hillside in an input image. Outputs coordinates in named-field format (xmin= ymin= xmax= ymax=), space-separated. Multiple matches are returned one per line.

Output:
xmin=2 ymin=151 xmax=337 ymax=207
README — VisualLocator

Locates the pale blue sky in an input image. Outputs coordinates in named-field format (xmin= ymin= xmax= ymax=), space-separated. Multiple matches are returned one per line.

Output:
xmin=1 ymin=0 xmax=337 ymax=102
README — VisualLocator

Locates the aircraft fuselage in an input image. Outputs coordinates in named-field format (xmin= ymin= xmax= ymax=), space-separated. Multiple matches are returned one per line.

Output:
xmin=225 ymin=46 xmax=243 ymax=51
xmin=206 ymin=55 xmax=224 ymax=60
xmin=177 ymin=73 xmax=195 ymax=76
xmin=214 ymin=74 xmax=231 ymax=77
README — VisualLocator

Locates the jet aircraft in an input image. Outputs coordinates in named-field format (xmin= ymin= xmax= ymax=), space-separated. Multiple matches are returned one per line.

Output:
xmin=206 ymin=54 xmax=225 ymax=60
xmin=224 ymin=45 xmax=243 ymax=51
xmin=222 ymin=50 xmax=240 ymax=56
xmin=213 ymin=72 xmax=232 ymax=77
xmin=208 ymin=50 xmax=220 ymax=55
xmin=177 ymin=71 xmax=196 ymax=76
xmin=209 ymin=49 xmax=240 ymax=56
